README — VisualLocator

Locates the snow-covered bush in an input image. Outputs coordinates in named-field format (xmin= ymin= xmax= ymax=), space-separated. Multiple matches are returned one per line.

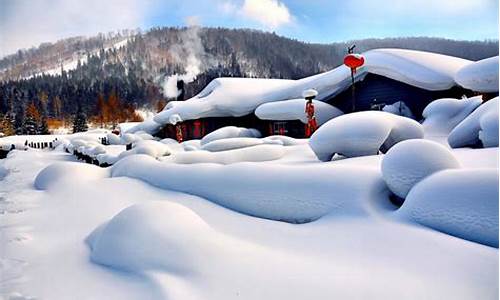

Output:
xmin=381 ymin=139 xmax=460 ymax=198
xmin=200 ymin=126 xmax=261 ymax=146
xmin=422 ymin=96 xmax=483 ymax=135
xmin=398 ymin=169 xmax=499 ymax=247
xmin=118 ymin=140 xmax=171 ymax=160
xmin=309 ymin=111 xmax=423 ymax=161
xmin=106 ymin=133 xmax=122 ymax=145
xmin=448 ymin=97 xmax=499 ymax=148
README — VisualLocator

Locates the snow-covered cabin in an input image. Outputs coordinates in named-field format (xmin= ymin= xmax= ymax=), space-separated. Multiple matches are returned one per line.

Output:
xmin=130 ymin=49 xmax=498 ymax=140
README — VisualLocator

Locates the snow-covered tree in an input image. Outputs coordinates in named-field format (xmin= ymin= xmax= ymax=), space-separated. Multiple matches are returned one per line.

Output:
xmin=72 ymin=106 xmax=88 ymax=133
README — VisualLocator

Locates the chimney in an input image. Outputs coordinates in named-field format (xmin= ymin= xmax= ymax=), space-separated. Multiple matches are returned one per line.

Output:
xmin=177 ymin=80 xmax=185 ymax=101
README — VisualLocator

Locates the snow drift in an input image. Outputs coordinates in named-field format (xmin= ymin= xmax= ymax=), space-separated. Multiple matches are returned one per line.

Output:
xmin=398 ymin=169 xmax=499 ymax=248
xmin=309 ymin=111 xmax=424 ymax=161
xmin=35 ymin=162 xmax=109 ymax=190
xmin=448 ymin=97 xmax=499 ymax=148
xmin=422 ymin=96 xmax=483 ymax=136
xmin=110 ymin=155 xmax=385 ymax=223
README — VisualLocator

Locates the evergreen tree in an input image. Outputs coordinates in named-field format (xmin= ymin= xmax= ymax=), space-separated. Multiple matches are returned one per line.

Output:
xmin=38 ymin=114 xmax=50 ymax=135
xmin=14 ymin=105 xmax=25 ymax=135
xmin=24 ymin=102 xmax=40 ymax=135
xmin=72 ymin=106 xmax=88 ymax=133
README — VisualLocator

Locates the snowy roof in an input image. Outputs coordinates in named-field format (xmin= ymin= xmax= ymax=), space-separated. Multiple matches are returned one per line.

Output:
xmin=255 ymin=99 xmax=343 ymax=125
xmin=454 ymin=56 xmax=499 ymax=93
xmin=131 ymin=48 xmax=479 ymax=133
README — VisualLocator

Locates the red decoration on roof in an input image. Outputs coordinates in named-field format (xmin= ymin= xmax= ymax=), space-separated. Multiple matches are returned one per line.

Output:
xmin=343 ymin=54 xmax=365 ymax=70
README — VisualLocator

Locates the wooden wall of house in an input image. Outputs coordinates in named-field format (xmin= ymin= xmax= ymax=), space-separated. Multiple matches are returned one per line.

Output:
xmin=328 ymin=73 xmax=473 ymax=119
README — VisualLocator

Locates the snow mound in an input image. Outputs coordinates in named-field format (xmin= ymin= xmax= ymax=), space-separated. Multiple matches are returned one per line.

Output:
xmin=201 ymin=137 xmax=265 ymax=152
xmin=35 ymin=162 xmax=109 ymax=190
xmin=111 ymin=155 xmax=384 ymax=223
xmin=382 ymin=139 xmax=461 ymax=198
xmin=309 ymin=111 xmax=424 ymax=161
xmin=479 ymin=109 xmax=499 ymax=147
xmin=255 ymin=99 xmax=343 ymax=125
xmin=181 ymin=139 xmax=201 ymax=151
xmin=118 ymin=140 xmax=171 ymax=160
xmin=87 ymin=201 xmax=214 ymax=273
xmin=422 ymin=96 xmax=483 ymax=135
xmin=398 ymin=169 xmax=499 ymax=247
xmin=164 ymin=144 xmax=286 ymax=164
xmin=448 ymin=97 xmax=499 ymax=148
xmin=455 ymin=56 xmax=499 ymax=93
xmin=200 ymin=126 xmax=261 ymax=145
xmin=261 ymin=135 xmax=304 ymax=146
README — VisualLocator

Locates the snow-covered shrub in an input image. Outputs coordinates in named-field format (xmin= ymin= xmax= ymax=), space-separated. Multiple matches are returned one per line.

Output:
xmin=118 ymin=140 xmax=171 ymax=160
xmin=309 ymin=111 xmax=423 ymax=161
xmin=106 ymin=133 xmax=122 ymax=145
xmin=200 ymin=126 xmax=261 ymax=146
xmin=381 ymin=139 xmax=460 ymax=198
xmin=448 ymin=97 xmax=499 ymax=148
xmin=87 ymin=201 xmax=213 ymax=273
xmin=398 ymin=169 xmax=498 ymax=247
xmin=422 ymin=96 xmax=483 ymax=135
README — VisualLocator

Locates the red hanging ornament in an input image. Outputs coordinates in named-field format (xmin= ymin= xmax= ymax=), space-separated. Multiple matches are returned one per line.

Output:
xmin=343 ymin=54 xmax=365 ymax=73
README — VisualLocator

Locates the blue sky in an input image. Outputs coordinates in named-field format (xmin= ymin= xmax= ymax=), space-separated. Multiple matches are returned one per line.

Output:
xmin=1 ymin=0 xmax=498 ymax=57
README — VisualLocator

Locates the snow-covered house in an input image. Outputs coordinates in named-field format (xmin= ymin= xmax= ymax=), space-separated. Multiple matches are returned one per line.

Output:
xmin=130 ymin=49 xmax=498 ymax=140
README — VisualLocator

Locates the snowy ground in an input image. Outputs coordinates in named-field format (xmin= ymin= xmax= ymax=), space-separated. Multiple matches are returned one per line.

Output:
xmin=0 ymin=138 xmax=497 ymax=299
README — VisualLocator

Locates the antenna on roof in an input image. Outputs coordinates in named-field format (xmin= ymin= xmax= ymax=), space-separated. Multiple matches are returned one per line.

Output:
xmin=348 ymin=45 xmax=356 ymax=54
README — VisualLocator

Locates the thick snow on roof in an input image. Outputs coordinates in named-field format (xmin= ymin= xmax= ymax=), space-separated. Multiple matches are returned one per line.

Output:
xmin=139 ymin=49 xmax=473 ymax=132
xmin=255 ymin=99 xmax=343 ymax=125
xmin=455 ymin=56 xmax=499 ymax=93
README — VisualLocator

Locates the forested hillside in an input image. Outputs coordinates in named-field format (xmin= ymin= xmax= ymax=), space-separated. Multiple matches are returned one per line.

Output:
xmin=0 ymin=27 xmax=498 ymax=135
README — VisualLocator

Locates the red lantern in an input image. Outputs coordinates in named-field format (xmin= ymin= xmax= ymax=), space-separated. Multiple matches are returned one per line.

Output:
xmin=344 ymin=54 xmax=365 ymax=72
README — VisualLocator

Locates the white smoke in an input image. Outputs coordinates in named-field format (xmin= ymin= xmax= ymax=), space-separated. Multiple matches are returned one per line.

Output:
xmin=162 ymin=16 xmax=210 ymax=99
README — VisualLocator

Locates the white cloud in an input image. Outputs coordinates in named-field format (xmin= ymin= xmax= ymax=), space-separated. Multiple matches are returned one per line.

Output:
xmin=0 ymin=0 xmax=157 ymax=57
xmin=220 ymin=0 xmax=293 ymax=29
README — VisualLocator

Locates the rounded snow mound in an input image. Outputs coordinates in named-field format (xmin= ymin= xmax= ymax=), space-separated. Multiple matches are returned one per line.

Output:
xmin=448 ymin=97 xmax=499 ymax=148
xmin=165 ymin=144 xmax=286 ymax=164
xmin=118 ymin=140 xmax=172 ymax=160
xmin=106 ymin=133 xmax=122 ymax=145
xmin=35 ymin=162 xmax=109 ymax=190
xmin=87 ymin=201 xmax=214 ymax=273
xmin=255 ymin=99 xmax=343 ymax=125
xmin=309 ymin=111 xmax=424 ymax=161
xmin=422 ymin=96 xmax=483 ymax=135
xmin=398 ymin=169 xmax=499 ymax=248
xmin=200 ymin=126 xmax=261 ymax=146
xmin=201 ymin=137 xmax=283 ymax=152
xmin=382 ymin=140 xmax=460 ymax=198
xmin=455 ymin=56 xmax=499 ymax=93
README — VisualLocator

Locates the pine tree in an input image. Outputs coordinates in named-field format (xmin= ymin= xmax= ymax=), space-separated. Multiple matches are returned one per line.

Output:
xmin=72 ymin=106 xmax=88 ymax=133
xmin=38 ymin=114 xmax=50 ymax=135
xmin=14 ymin=105 xmax=25 ymax=135
xmin=24 ymin=102 xmax=40 ymax=135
